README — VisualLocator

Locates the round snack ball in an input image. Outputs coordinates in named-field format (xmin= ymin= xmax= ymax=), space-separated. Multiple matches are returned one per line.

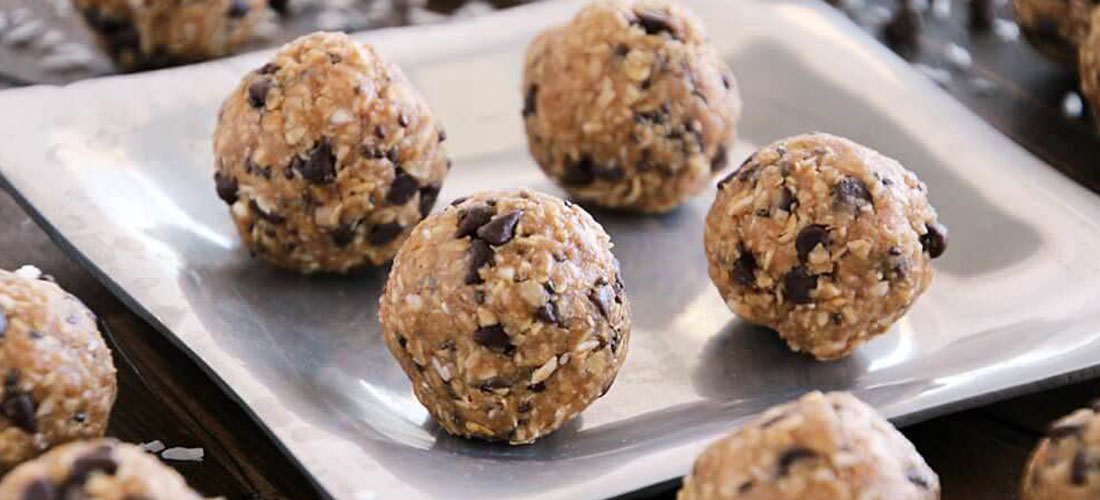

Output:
xmin=1079 ymin=9 xmax=1100 ymax=119
xmin=0 ymin=439 xmax=202 ymax=499
xmin=213 ymin=32 xmax=450 ymax=273
xmin=379 ymin=189 xmax=630 ymax=444
xmin=522 ymin=0 xmax=741 ymax=213
xmin=0 ymin=270 xmax=116 ymax=472
xmin=704 ymin=133 xmax=947 ymax=361
xmin=1021 ymin=403 xmax=1100 ymax=499
xmin=1012 ymin=0 xmax=1095 ymax=63
xmin=678 ymin=391 xmax=940 ymax=500
xmin=73 ymin=0 xmax=266 ymax=70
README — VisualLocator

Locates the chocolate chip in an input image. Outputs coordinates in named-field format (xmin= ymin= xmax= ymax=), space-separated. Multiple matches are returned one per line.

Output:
xmin=473 ymin=325 xmax=514 ymax=354
xmin=73 ymin=412 xmax=87 ymax=423
xmin=437 ymin=128 xmax=447 ymax=142
xmin=907 ymin=469 xmax=931 ymax=489
xmin=783 ymin=266 xmax=817 ymax=304
xmin=247 ymin=79 xmax=272 ymax=109
xmin=456 ymin=204 xmax=494 ymax=238
xmin=295 ymin=139 xmax=336 ymax=183
xmin=834 ymin=176 xmax=873 ymax=208
xmin=388 ymin=169 xmax=420 ymax=205
xmin=716 ymin=169 xmax=738 ymax=189
xmin=214 ymin=172 xmax=238 ymax=204
xmin=398 ymin=113 xmax=410 ymax=128
xmin=331 ymin=222 xmax=357 ymax=247
xmin=522 ymin=85 xmax=539 ymax=118
xmin=367 ymin=223 xmax=403 ymax=245
xmin=711 ymin=146 xmax=728 ymax=172
xmin=477 ymin=211 xmax=523 ymax=246
xmin=883 ymin=3 xmax=922 ymax=55
xmin=737 ymin=480 xmax=754 ymax=493
xmin=21 ymin=480 xmax=56 ymax=500
xmin=248 ymin=200 xmax=284 ymax=224
xmin=1 ymin=393 xmax=36 ymax=433
xmin=418 ymin=185 xmax=441 ymax=218
xmin=777 ymin=447 xmax=817 ymax=476
xmin=0 ymin=307 xmax=7 ymax=339
xmin=633 ymin=9 xmax=678 ymax=38
xmin=777 ymin=187 xmax=796 ymax=212
xmin=518 ymin=401 xmax=533 ymax=413
xmin=528 ymin=382 xmax=546 ymax=392
xmin=796 ymin=225 xmax=829 ymax=263
xmin=1073 ymin=450 xmax=1089 ymax=485
xmin=562 ymin=156 xmax=596 ymax=186
xmin=1048 ymin=422 xmax=1083 ymax=440
xmin=374 ymin=125 xmax=387 ymax=139
xmin=722 ymin=75 xmax=732 ymax=90
xmin=732 ymin=248 xmax=757 ymax=287
xmin=969 ymin=0 xmax=993 ymax=31
xmin=258 ymin=63 xmax=278 ymax=74
xmin=920 ymin=223 xmax=948 ymax=259
xmin=589 ymin=285 xmax=614 ymax=318
xmin=386 ymin=148 xmax=400 ymax=164
xmin=595 ymin=166 xmax=625 ymax=181
xmin=465 ymin=239 xmax=494 ymax=285
xmin=227 ymin=0 xmax=250 ymax=18
xmin=534 ymin=301 xmax=559 ymax=324
xmin=67 ymin=445 xmax=118 ymax=484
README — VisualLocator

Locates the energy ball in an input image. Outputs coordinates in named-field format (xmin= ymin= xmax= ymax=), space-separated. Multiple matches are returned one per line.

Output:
xmin=678 ymin=391 xmax=940 ymax=500
xmin=1079 ymin=9 xmax=1100 ymax=119
xmin=1012 ymin=0 xmax=1095 ymax=63
xmin=704 ymin=133 xmax=946 ymax=361
xmin=1021 ymin=403 xmax=1100 ymax=499
xmin=0 ymin=439 xmax=202 ymax=499
xmin=379 ymin=189 xmax=630 ymax=444
xmin=0 ymin=269 xmax=116 ymax=471
xmin=213 ymin=32 xmax=450 ymax=273
xmin=522 ymin=0 xmax=741 ymax=213
xmin=73 ymin=0 xmax=266 ymax=70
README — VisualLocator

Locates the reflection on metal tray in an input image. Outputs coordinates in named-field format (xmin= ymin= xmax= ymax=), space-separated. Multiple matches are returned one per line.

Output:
xmin=3 ymin=0 xmax=1100 ymax=498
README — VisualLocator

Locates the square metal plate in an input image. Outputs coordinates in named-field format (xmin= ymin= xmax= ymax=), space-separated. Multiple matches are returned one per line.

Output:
xmin=3 ymin=0 xmax=1100 ymax=498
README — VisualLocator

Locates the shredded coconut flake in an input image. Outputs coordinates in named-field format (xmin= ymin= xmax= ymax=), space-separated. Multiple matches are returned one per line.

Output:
xmin=141 ymin=440 xmax=166 ymax=453
xmin=161 ymin=447 xmax=204 ymax=462
xmin=13 ymin=265 xmax=42 ymax=280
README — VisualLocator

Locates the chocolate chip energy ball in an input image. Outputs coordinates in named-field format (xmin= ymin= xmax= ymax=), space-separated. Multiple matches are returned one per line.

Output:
xmin=1021 ymin=403 xmax=1100 ymax=499
xmin=522 ymin=0 xmax=741 ymax=213
xmin=0 ymin=439 xmax=202 ymax=500
xmin=704 ymin=133 xmax=946 ymax=361
xmin=678 ymin=391 xmax=940 ymax=500
xmin=0 ymin=269 xmax=116 ymax=471
xmin=213 ymin=32 xmax=450 ymax=273
xmin=1013 ymin=0 xmax=1096 ymax=63
xmin=73 ymin=0 xmax=266 ymax=70
xmin=379 ymin=189 xmax=630 ymax=444
xmin=1079 ymin=9 xmax=1100 ymax=119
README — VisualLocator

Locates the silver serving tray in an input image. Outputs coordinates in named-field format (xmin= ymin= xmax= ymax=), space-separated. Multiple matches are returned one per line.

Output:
xmin=3 ymin=0 xmax=1100 ymax=497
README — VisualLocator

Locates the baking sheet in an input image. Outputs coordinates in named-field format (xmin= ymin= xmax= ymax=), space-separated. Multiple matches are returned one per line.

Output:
xmin=4 ymin=0 xmax=1100 ymax=498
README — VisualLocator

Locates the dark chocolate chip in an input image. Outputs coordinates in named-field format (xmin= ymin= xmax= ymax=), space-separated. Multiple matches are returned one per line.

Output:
xmin=633 ymin=9 xmax=678 ymax=38
xmin=374 ymin=125 xmax=387 ymax=139
xmin=732 ymin=248 xmax=757 ymax=287
xmin=456 ymin=204 xmax=494 ymax=238
xmin=418 ymin=185 xmax=441 ymax=218
xmin=777 ymin=186 xmax=796 ymax=212
xmin=21 ymin=480 xmax=56 ymax=500
xmin=29 ymin=331 xmax=43 ymax=339
xmin=437 ymin=128 xmax=447 ymax=142
xmin=777 ymin=447 xmax=817 ymax=476
xmin=595 ymin=166 xmax=625 ymax=181
xmin=476 ymin=211 xmax=523 ymax=246
xmin=295 ymin=139 xmax=336 ymax=183
xmin=214 ymin=172 xmax=238 ymax=205
xmin=907 ymin=469 xmax=931 ymax=489
xmin=1072 ymin=450 xmax=1089 ymax=486
xmin=0 ymin=307 xmax=7 ymax=339
xmin=398 ymin=113 xmax=410 ymax=128
xmin=1048 ymin=422 xmax=1083 ymax=440
xmin=473 ymin=325 xmax=514 ymax=354
xmin=920 ymin=223 xmax=948 ymax=259
xmin=522 ymin=85 xmax=539 ymax=118
xmin=589 ymin=285 xmax=614 ymax=318
xmin=796 ymin=225 xmax=829 ymax=263
xmin=477 ymin=378 xmax=511 ymax=392
xmin=883 ymin=4 xmax=922 ymax=55
xmin=737 ymin=480 xmax=754 ymax=493
xmin=368 ymin=223 xmax=403 ymax=245
xmin=711 ymin=146 xmax=728 ymax=172
xmin=834 ymin=176 xmax=873 ymax=208
xmin=331 ymin=222 xmax=357 ymax=247
xmin=534 ymin=301 xmax=559 ymax=324
xmin=722 ymin=75 xmax=732 ymax=90
xmin=465 ymin=239 xmax=494 ymax=285
xmin=258 ymin=62 xmax=279 ymax=74
xmin=562 ymin=156 xmax=595 ymax=186
xmin=451 ymin=196 xmax=469 ymax=207
xmin=969 ymin=0 xmax=993 ymax=31
xmin=716 ymin=169 xmax=738 ymax=189
xmin=386 ymin=148 xmax=400 ymax=164
xmin=247 ymin=79 xmax=272 ymax=109
xmin=528 ymin=382 xmax=546 ymax=392
xmin=387 ymin=169 xmax=420 ymax=205
xmin=248 ymin=200 xmax=285 ymax=224
xmin=783 ymin=266 xmax=817 ymax=305
xmin=518 ymin=401 xmax=533 ymax=413
xmin=1 ymin=393 xmax=36 ymax=433
xmin=227 ymin=0 xmax=251 ymax=18
xmin=73 ymin=412 xmax=87 ymax=423
xmin=67 ymin=445 xmax=118 ymax=484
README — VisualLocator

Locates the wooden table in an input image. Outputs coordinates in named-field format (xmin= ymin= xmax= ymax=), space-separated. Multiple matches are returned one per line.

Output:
xmin=1 ymin=0 xmax=1099 ymax=498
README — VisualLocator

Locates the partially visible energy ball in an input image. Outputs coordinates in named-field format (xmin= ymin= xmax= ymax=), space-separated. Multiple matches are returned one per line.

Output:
xmin=704 ymin=133 xmax=947 ymax=361
xmin=0 ymin=269 xmax=116 ymax=471
xmin=678 ymin=391 xmax=940 ymax=500
xmin=1012 ymin=0 xmax=1095 ymax=63
xmin=73 ymin=0 xmax=266 ymax=70
xmin=213 ymin=32 xmax=450 ymax=273
xmin=522 ymin=0 xmax=741 ymax=213
xmin=379 ymin=189 xmax=630 ymax=444
xmin=0 ymin=439 xmax=202 ymax=499
xmin=1078 ymin=9 xmax=1100 ymax=119
xmin=1021 ymin=403 xmax=1100 ymax=500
